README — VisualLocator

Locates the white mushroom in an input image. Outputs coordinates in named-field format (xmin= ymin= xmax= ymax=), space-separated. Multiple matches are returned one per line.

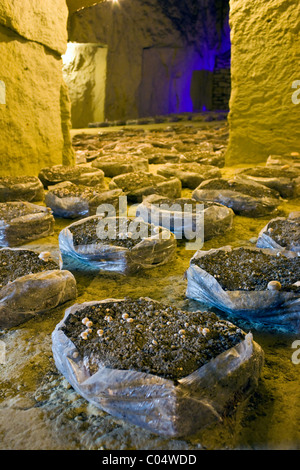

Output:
xmin=38 ymin=251 xmax=53 ymax=262
xmin=267 ymin=280 xmax=281 ymax=291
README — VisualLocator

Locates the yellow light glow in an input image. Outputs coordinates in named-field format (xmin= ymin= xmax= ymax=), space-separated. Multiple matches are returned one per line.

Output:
xmin=62 ymin=43 xmax=78 ymax=65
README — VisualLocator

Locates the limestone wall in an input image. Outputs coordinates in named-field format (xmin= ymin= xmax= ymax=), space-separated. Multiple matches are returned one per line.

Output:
xmin=0 ymin=1 xmax=74 ymax=177
xmin=62 ymin=43 xmax=108 ymax=129
xmin=68 ymin=0 xmax=183 ymax=123
xmin=227 ymin=0 xmax=300 ymax=165
xmin=0 ymin=0 xmax=68 ymax=54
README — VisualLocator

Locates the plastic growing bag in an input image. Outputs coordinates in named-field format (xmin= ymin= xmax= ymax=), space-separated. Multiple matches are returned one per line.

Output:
xmin=192 ymin=177 xmax=281 ymax=217
xmin=256 ymin=212 xmax=300 ymax=253
xmin=109 ymin=171 xmax=182 ymax=203
xmin=179 ymin=150 xmax=225 ymax=168
xmin=0 ymin=248 xmax=77 ymax=328
xmin=0 ymin=202 xmax=55 ymax=247
xmin=75 ymin=149 xmax=102 ymax=164
xmin=59 ymin=215 xmax=177 ymax=274
xmin=45 ymin=182 xmax=123 ymax=219
xmin=266 ymin=154 xmax=300 ymax=169
xmin=38 ymin=164 xmax=105 ymax=189
xmin=135 ymin=194 xmax=234 ymax=242
xmin=147 ymin=153 xmax=181 ymax=164
xmin=186 ymin=246 xmax=300 ymax=332
xmin=236 ymin=166 xmax=300 ymax=199
xmin=52 ymin=299 xmax=264 ymax=438
xmin=91 ymin=154 xmax=149 ymax=177
xmin=0 ymin=176 xmax=44 ymax=202
xmin=157 ymin=163 xmax=221 ymax=189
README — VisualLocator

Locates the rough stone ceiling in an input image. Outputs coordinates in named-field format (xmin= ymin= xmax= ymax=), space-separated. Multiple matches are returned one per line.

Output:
xmin=159 ymin=0 xmax=230 ymax=46
xmin=66 ymin=0 xmax=106 ymax=14
xmin=67 ymin=1 xmax=230 ymax=54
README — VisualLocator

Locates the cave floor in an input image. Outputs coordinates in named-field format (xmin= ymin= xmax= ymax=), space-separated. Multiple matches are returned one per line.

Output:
xmin=0 ymin=117 xmax=299 ymax=450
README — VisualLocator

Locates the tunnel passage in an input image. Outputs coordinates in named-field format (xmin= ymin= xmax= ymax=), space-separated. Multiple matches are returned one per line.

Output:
xmin=66 ymin=0 xmax=231 ymax=124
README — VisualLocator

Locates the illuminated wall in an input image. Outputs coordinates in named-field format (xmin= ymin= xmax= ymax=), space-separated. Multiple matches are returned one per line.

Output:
xmin=0 ymin=0 xmax=74 ymax=177
xmin=226 ymin=0 xmax=300 ymax=165
xmin=63 ymin=43 xmax=108 ymax=128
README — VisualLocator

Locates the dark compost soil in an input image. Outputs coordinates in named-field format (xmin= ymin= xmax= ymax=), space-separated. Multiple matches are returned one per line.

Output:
xmin=266 ymin=218 xmax=300 ymax=249
xmin=0 ymin=249 xmax=58 ymax=288
xmin=191 ymin=247 xmax=300 ymax=292
xmin=69 ymin=217 xmax=163 ymax=249
xmin=61 ymin=298 xmax=245 ymax=381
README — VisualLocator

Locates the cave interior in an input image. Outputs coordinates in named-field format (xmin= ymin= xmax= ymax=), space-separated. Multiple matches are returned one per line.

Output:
xmin=0 ymin=0 xmax=299 ymax=452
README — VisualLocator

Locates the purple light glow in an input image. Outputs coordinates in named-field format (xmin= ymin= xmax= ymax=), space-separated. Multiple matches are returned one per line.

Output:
xmin=167 ymin=46 xmax=222 ymax=114
xmin=139 ymin=23 xmax=231 ymax=116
